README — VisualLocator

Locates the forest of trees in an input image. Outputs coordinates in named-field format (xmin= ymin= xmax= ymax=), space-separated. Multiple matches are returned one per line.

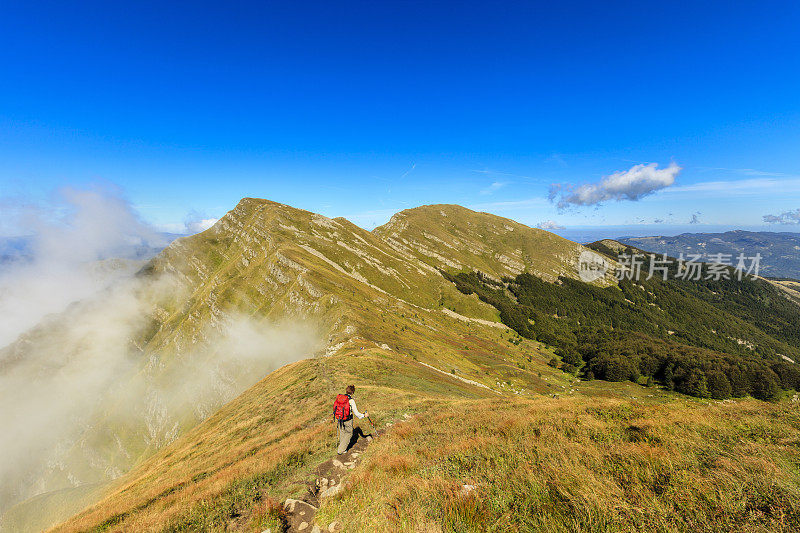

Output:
xmin=443 ymin=260 xmax=800 ymax=401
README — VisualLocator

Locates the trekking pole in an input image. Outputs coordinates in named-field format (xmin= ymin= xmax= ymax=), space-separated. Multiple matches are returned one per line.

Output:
xmin=367 ymin=415 xmax=378 ymax=437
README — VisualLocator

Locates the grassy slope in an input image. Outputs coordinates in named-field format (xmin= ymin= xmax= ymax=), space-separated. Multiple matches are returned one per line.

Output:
xmin=373 ymin=204 xmax=616 ymax=285
xmin=319 ymin=396 xmax=800 ymax=533
xmin=143 ymin=198 xmax=588 ymax=394
xmin=5 ymin=199 xmax=532 ymax=527
xmin=41 ymin=199 xmax=800 ymax=532
xmin=51 ymin=348 xmax=503 ymax=532
xmin=770 ymin=279 xmax=800 ymax=309
xmin=54 ymin=358 xmax=800 ymax=532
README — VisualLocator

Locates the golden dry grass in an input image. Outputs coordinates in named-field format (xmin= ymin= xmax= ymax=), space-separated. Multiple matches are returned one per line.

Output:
xmin=316 ymin=396 xmax=800 ymax=533
xmin=50 ymin=349 xmax=800 ymax=533
xmin=49 ymin=346 xmax=498 ymax=532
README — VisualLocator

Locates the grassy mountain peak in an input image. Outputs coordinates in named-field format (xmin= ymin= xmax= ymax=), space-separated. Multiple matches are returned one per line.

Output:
xmin=374 ymin=203 xmax=612 ymax=284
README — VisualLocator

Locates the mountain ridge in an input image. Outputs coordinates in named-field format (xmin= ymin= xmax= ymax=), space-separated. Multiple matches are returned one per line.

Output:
xmin=2 ymin=197 xmax=799 ymax=532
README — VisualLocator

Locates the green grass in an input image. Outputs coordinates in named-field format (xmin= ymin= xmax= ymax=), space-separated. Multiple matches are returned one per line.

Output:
xmin=316 ymin=397 xmax=800 ymax=533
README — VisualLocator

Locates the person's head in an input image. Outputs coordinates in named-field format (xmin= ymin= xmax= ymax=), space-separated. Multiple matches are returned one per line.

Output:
xmin=345 ymin=385 xmax=355 ymax=396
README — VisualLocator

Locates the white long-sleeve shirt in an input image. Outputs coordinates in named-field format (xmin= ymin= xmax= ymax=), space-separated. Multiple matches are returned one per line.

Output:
xmin=349 ymin=397 xmax=366 ymax=419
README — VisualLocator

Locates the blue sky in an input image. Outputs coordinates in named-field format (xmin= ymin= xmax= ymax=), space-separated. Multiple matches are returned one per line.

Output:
xmin=1 ymin=1 xmax=800 ymax=236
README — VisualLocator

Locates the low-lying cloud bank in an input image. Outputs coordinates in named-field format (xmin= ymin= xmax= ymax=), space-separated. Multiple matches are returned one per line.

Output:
xmin=763 ymin=208 xmax=800 ymax=225
xmin=0 ymin=284 xmax=318 ymax=517
xmin=0 ymin=186 xmax=172 ymax=348
xmin=550 ymin=162 xmax=681 ymax=209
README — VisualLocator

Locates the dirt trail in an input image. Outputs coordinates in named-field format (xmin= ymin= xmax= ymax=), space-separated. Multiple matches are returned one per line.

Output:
xmin=279 ymin=422 xmax=386 ymax=533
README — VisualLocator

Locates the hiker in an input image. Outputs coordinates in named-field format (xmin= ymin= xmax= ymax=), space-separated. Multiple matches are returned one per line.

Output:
xmin=333 ymin=385 xmax=368 ymax=455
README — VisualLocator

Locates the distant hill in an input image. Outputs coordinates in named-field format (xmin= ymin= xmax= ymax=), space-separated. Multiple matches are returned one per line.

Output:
xmin=617 ymin=230 xmax=800 ymax=279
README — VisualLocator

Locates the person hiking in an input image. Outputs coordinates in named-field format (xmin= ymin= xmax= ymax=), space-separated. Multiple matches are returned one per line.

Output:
xmin=333 ymin=385 xmax=368 ymax=455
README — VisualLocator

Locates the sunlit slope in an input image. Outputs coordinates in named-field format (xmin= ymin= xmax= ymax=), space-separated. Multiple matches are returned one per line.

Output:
xmin=147 ymin=197 xmax=618 ymax=381
xmin=146 ymin=199 xmax=515 ymax=333
xmin=49 ymin=301 xmax=574 ymax=531
xmin=7 ymin=197 xmax=589 ymax=530
xmin=374 ymin=204 xmax=615 ymax=284
xmin=143 ymin=198 xmax=539 ymax=373
xmin=317 ymin=395 xmax=800 ymax=532
xmin=145 ymin=199 xmax=617 ymax=350
xmin=53 ymin=352 xmax=800 ymax=532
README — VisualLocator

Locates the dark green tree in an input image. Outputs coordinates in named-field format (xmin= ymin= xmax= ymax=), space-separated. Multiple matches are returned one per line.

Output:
xmin=751 ymin=369 xmax=781 ymax=402
xmin=706 ymin=371 xmax=732 ymax=399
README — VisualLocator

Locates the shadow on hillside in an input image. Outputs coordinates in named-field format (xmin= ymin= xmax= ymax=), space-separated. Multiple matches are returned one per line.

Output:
xmin=345 ymin=426 xmax=373 ymax=452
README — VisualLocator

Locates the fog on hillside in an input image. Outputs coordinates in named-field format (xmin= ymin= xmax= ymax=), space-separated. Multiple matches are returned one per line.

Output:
xmin=0 ymin=189 xmax=320 ymax=520
xmin=0 ymin=187 xmax=173 ymax=348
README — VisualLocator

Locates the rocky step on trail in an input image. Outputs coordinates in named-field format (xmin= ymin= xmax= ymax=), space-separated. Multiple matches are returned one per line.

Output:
xmin=276 ymin=420 xmax=392 ymax=533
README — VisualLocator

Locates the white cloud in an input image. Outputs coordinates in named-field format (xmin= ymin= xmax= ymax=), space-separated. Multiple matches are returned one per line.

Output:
xmin=763 ymin=208 xmax=800 ymax=224
xmin=156 ymin=222 xmax=188 ymax=233
xmin=157 ymin=213 xmax=220 ymax=235
xmin=537 ymin=220 xmax=565 ymax=230
xmin=550 ymin=162 xmax=682 ymax=208
xmin=184 ymin=210 xmax=219 ymax=234
xmin=188 ymin=218 xmax=219 ymax=233
xmin=480 ymin=181 xmax=507 ymax=195
xmin=0 ymin=188 xmax=319 ymax=512
xmin=0 ymin=186 xmax=169 ymax=348
xmin=0 ymin=288 xmax=318 ymax=512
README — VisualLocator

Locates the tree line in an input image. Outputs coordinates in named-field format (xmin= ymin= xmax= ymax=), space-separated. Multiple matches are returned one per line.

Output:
xmin=442 ymin=266 xmax=800 ymax=401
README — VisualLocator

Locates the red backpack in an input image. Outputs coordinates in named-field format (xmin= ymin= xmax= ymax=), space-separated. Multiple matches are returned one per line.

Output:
xmin=333 ymin=394 xmax=351 ymax=421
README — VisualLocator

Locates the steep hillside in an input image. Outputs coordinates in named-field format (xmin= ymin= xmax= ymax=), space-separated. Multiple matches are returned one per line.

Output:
xmin=444 ymin=261 xmax=800 ymax=401
xmin=4 ymin=198 xmax=800 ymax=532
xmin=770 ymin=279 xmax=800 ymax=307
xmin=46 ymin=344 xmax=504 ymax=532
xmin=53 ymin=358 xmax=800 ymax=533
xmin=374 ymin=204 xmax=616 ymax=285
xmin=3 ymin=199 xmax=591 ymax=531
